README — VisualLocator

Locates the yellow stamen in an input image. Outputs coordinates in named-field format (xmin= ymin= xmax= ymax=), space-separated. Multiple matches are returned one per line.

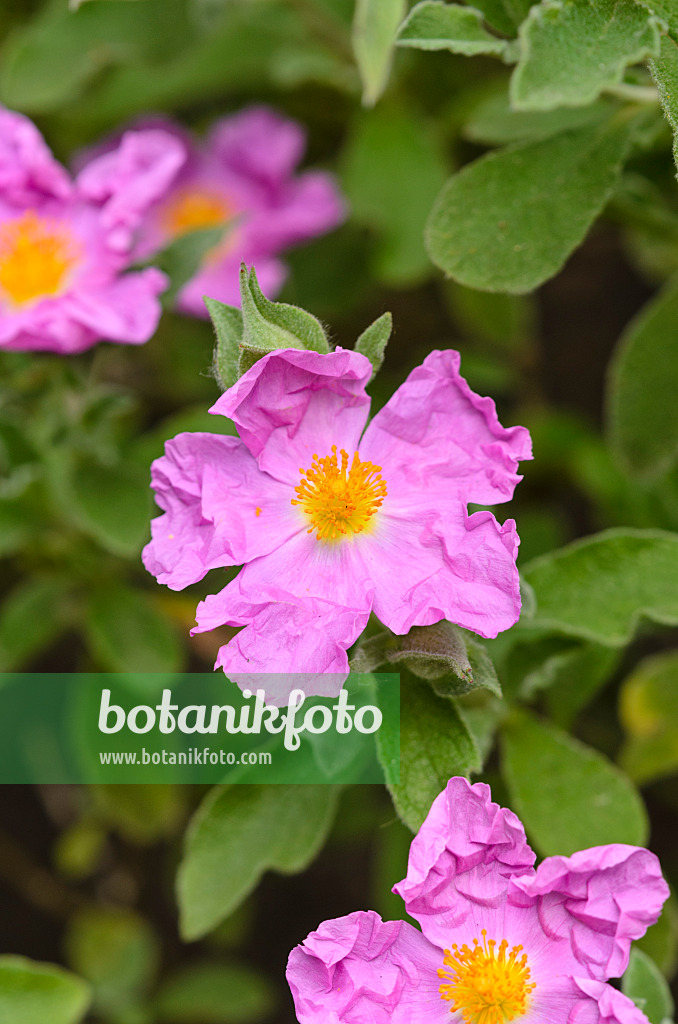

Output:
xmin=438 ymin=930 xmax=536 ymax=1024
xmin=0 ymin=211 xmax=81 ymax=307
xmin=160 ymin=187 xmax=233 ymax=237
xmin=291 ymin=445 xmax=387 ymax=542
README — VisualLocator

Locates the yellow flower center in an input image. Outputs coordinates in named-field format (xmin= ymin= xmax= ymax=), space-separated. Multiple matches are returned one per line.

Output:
xmin=0 ymin=211 xmax=82 ymax=307
xmin=291 ymin=445 xmax=387 ymax=542
xmin=160 ymin=187 xmax=233 ymax=237
xmin=438 ymin=931 xmax=536 ymax=1024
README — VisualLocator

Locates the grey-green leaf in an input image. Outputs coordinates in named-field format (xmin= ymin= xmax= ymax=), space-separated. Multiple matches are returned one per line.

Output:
xmin=523 ymin=529 xmax=678 ymax=646
xmin=607 ymin=274 xmax=678 ymax=480
xmin=501 ymin=712 xmax=648 ymax=856
xmin=385 ymin=678 xmax=480 ymax=831
xmin=397 ymin=2 xmax=506 ymax=56
xmin=205 ymin=299 xmax=243 ymax=392
xmin=623 ymin=948 xmax=675 ymax=1024
xmin=0 ymin=956 xmax=90 ymax=1024
xmin=426 ymin=115 xmax=635 ymax=293
xmin=0 ymin=577 xmax=71 ymax=671
xmin=352 ymin=0 xmax=406 ymax=105
xmin=511 ymin=0 xmax=662 ymax=111
xmin=240 ymin=265 xmax=330 ymax=355
xmin=354 ymin=311 xmax=392 ymax=378
xmin=650 ymin=34 xmax=678 ymax=173
xmin=85 ymin=585 xmax=183 ymax=673
xmin=177 ymin=785 xmax=339 ymax=939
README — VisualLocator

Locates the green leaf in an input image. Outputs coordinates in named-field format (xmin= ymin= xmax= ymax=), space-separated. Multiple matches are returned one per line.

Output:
xmin=354 ymin=312 xmax=392 ymax=378
xmin=642 ymin=0 xmax=678 ymax=38
xmin=342 ymin=105 xmax=447 ymax=284
xmin=155 ymin=962 xmax=277 ymax=1024
xmin=427 ymin=113 xmax=635 ymax=293
xmin=205 ymin=300 xmax=243 ymax=392
xmin=0 ymin=956 xmax=90 ymax=1024
xmin=70 ymin=457 xmax=152 ymax=557
xmin=352 ymin=0 xmax=406 ymax=105
xmin=92 ymin=784 xmax=185 ymax=844
xmin=511 ymin=0 xmax=662 ymax=111
xmin=65 ymin=907 xmax=159 ymax=1017
xmin=385 ymin=677 xmax=480 ymax=831
xmin=155 ymin=225 xmax=227 ymax=308
xmin=541 ymin=644 xmax=619 ymax=728
xmin=0 ymin=577 xmax=71 ymax=671
xmin=650 ymin=34 xmax=678 ymax=169
xmin=607 ymin=275 xmax=678 ymax=480
xmin=85 ymin=585 xmax=183 ymax=673
xmin=463 ymin=88 xmax=613 ymax=146
xmin=472 ymin=0 xmax=533 ymax=35
xmin=619 ymin=650 xmax=678 ymax=784
xmin=623 ymin=948 xmax=675 ymax=1024
xmin=501 ymin=711 xmax=648 ymax=856
xmin=523 ymin=529 xmax=678 ymax=646
xmin=397 ymin=2 xmax=506 ymax=55
xmin=177 ymin=785 xmax=339 ymax=939
xmin=239 ymin=265 xmax=330 ymax=365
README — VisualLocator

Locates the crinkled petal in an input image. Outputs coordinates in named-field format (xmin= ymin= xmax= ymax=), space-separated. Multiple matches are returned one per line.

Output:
xmin=511 ymin=845 xmax=669 ymax=981
xmin=76 ymin=128 xmax=186 ymax=249
xmin=211 ymin=347 xmax=372 ymax=484
xmin=287 ymin=910 xmax=447 ymax=1024
xmin=245 ymin=171 xmax=345 ymax=252
xmin=64 ymin=267 xmax=167 ymax=344
xmin=361 ymin=349 xmax=532 ymax=505
xmin=394 ymin=778 xmax=536 ymax=949
xmin=569 ymin=978 xmax=651 ymax=1024
xmin=362 ymin=497 xmax=521 ymax=638
xmin=0 ymin=107 xmax=72 ymax=205
xmin=208 ymin=106 xmax=306 ymax=187
xmin=143 ymin=432 xmax=300 ymax=589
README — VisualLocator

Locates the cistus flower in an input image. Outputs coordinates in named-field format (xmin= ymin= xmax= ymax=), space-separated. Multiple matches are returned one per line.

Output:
xmin=142 ymin=346 xmax=531 ymax=678
xmin=0 ymin=107 xmax=182 ymax=354
xmin=107 ymin=106 xmax=345 ymax=316
xmin=287 ymin=777 xmax=669 ymax=1024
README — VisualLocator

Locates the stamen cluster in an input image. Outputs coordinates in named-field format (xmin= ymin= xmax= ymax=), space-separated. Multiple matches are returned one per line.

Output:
xmin=0 ymin=211 xmax=81 ymax=307
xmin=292 ymin=445 xmax=387 ymax=541
xmin=438 ymin=929 xmax=535 ymax=1024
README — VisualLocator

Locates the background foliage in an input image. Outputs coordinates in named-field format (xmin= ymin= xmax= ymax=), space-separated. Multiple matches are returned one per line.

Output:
xmin=2 ymin=0 xmax=678 ymax=1020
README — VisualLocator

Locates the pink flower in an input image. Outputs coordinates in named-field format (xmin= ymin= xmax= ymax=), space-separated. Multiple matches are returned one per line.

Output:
xmin=0 ymin=107 xmax=182 ymax=354
xmin=143 ymin=346 xmax=531 ymax=677
xmin=287 ymin=777 xmax=669 ymax=1024
xmin=101 ymin=106 xmax=346 ymax=316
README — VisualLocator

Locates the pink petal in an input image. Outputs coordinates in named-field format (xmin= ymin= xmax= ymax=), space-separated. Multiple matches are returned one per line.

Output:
xmin=287 ymin=910 xmax=447 ymax=1024
xmin=211 ymin=347 xmax=372 ymax=484
xmin=0 ymin=107 xmax=72 ymax=205
xmin=362 ymin=497 xmax=521 ymax=638
xmin=208 ymin=106 xmax=306 ymax=188
xmin=143 ymin=432 xmax=300 ymax=590
xmin=245 ymin=171 xmax=346 ymax=252
xmin=512 ymin=845 xmax=669 ymax=980
xmin=394 ymin=778 xmax=536 ymax=949
xmin=361 ymin=349 xmax=532 ymax=506
xmin=571 ymin=978 xmax=651 ymax=1024
xmin=76 ymin=128 xmax=186 ymax=248
xmin=64 ymin=268 xmax=167 ymax=344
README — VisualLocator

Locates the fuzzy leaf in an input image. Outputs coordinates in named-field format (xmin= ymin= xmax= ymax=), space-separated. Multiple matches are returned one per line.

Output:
xmin=352 ymin=0 xmax=406 ymax=105
xmin=607 ymin=274 xmax=678 ymax=480
xmin=0 ymin=957 xmax=90 ymax=1024
xmin=502 ymin=711 xmax=648 ymax=856
xmin=383 ymin=678 xmax=480 ymax=831
xmin=623 ymin=948 xmax=675 ymax=1024
xmin=354 ymin=311 xmax=392 ymax=378
xmin=240 ymin=265 xmax=330 ymax=355
xmin=650 ymin=33 xmax=678 ymax=172
xmin=523 ymin=529 xmax=678 ymax=646
xmin=177 ymin=785 xmax=339 ymax=939
xmin=205 ymin=298 xmax=243 ymax=392
xmin=427 ymin=114 xmax=636 ymax=293
xmin=511 ymin=0 xmax=662 ymax=111
xmin=397 ymin=1 xmax=506 ymax=56
xmin=472 ymin=0 xmax=533 ymax=34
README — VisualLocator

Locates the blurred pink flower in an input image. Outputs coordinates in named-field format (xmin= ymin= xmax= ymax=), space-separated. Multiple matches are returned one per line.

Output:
xmin=143 ymin=346 xmax=531 ymax=676
xmin=88 ymin=106 xmax=346 ymax=316
xmin=287 ymin=777 xmax=669 ymax=1024
xmin=0 ymin=107 xmax=181 ymax=354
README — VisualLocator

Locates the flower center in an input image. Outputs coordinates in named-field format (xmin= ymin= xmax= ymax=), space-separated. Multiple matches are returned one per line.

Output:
xmin=161 ymin=187 xmax=233 ymax=237
xmin=438 ymin=931 xmax=535 ymax=1024
xmin=292 ymin=445 xmax=387 ymax=542
xmin=0 ymin=211 xmax=81 ymax=307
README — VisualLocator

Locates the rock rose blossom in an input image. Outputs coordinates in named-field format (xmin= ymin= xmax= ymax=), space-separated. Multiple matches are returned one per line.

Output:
xmin=104 ymin=106 xmax=345 ymax=316
xmin=143 ymin=346 xmax=531 ymax=676
xmin=0 ymin=107 xmax=183 ymax=353
xmin=287 ymin=777 xmax=669 ymax=1024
